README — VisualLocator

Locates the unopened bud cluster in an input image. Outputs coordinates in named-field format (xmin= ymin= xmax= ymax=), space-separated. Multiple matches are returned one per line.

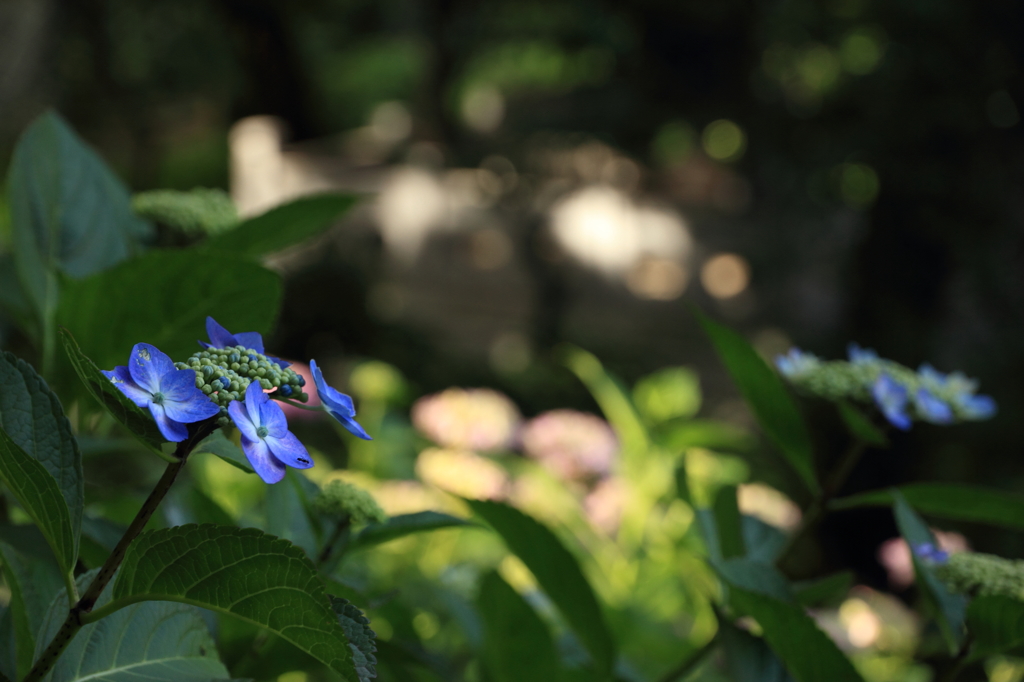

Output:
xmin=934 ymin=552 xmax=1024 ymax=600
xmin=312 ymin=479 xmax=387 ymax=526
xmin=173 ymin=346 xmax=307 ymax=416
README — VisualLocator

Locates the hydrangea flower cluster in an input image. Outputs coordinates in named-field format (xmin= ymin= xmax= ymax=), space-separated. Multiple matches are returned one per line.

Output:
xmin=104 ymin=317 xmax=371 ymax=483
xmin=775 ymin=344 xmax=996 ymax=430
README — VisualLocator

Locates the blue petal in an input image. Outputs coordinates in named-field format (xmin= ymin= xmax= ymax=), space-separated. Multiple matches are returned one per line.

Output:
xmin=228 ymin=400 xmax=259 ymax=442
xmin=848 ymin=343 xmax=879 ymax=365
xmin=915 ymin=389 xmax=953 ymax=424
xmin=205 ymin=317 xmax=238 ymax=349
xmin=330 ymin=409 xmax=373 ymax=440
xmin=103 ymin=366 xmax=151 ymax=408
xmin=258 ymin=394 xmax=289 ymax=438
xmin=241 ymin=436 xmax=287 ymax=484
xmin=310 ymin=359 xmax=355 ymax=416
xmin=958 ymin=393 xmax=997 ymax=419
xmin=265 ymin=430 xmax=314 ymax=469
xmin=872 ymin=374 xmax=911 ymax=430
xmin=127 ymin=343 xmax=176 ymax=394
xmin=233 ymin=331 xmax=265 ymax=354
xmin=918 ymin=363 xmax=948 ymax=388
xmin=148 ymin=403 xmax=188 ymax=442
xmin=162 ymin=377 xmax=220 ymax=424
xmin=243 ymin=379 xmax=267 ymax=428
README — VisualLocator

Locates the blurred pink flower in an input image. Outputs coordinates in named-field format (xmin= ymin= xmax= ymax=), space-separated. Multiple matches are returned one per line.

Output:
xmin=585 ymin=477 xmax=626 ymax=535
xmin=411 ymin=388 xmax=521 ymax=452
xmin=416 ymin=448 xmax=509 ymax=500
xmin=520 ymin=409 xmax=618 ymax=481
xmin=277 ymin=362 xmax=322 ymax=421
xmin=877 ymin=530 xmax=970 ymax=589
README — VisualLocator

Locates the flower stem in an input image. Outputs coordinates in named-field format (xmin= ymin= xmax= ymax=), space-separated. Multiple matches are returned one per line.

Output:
xmin=276 ymin=397 xmax=323 ymax=412
xmin=776 ymin=438 xmax=868 ymax=571
xmin=23 ymin=418 xmax=219 ymax=682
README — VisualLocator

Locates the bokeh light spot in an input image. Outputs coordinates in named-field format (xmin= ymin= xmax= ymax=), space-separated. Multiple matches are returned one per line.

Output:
xmin=700 ymin=253 xmax=750 ymax=299
xmin=652 ymin=120 xmax=697 ymax=166
xmin=626 ymin=257 xmax=688 ymax=301
xmin=838 ymin=162 xmax=880 ymax=207
xmin=702 ymin=120 xmax=746 ymax=162
xmin=840 ymin=30 xmax=885 ymax=75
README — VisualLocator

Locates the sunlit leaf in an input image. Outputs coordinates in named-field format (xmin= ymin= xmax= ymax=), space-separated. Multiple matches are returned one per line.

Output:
xmin=477 ymin=571 xmax=562 ymax=682
xmin=345 ymin=512 xmax=473 ymax=554
xmin=192 ymin=429 xmax=253 ymax=474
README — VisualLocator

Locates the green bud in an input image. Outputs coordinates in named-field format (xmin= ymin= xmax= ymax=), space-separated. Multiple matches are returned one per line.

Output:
xmin=312 ymin=480 xmax=387 ymax=526
xmin=202 ymin=384 xmax=213 ymax=395
xmin=936 ymin=552 xmax=1024 ymax=599
xmin=257 ymin=367 xmax=267 ymax=377
xmin=230 ymin=362 xmax=241 ymax=371
xmin=298 ymin=392 xmax=309 ymax=403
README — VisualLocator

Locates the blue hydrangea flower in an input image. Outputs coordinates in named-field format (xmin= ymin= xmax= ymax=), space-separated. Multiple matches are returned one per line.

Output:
xmin=228 ymin=380 xmax=313 ymax=484
xmin=103 ymin=343 xmax=220 ymax=442
xmin=309 ymin=359 xmax=372 ymax=440
xmin=200 ymin=316 xmax=289 ymax=368
xmin=913 ymin=542 xmax=949 ymax=564
xmin=871 ymin=374 xmax=911 ymax=430
xmin=774 ymin=348 xmax=819 ymax=378
xmin=914 ymin=388 xmax=953 ymax=424
xmin=848 ymin=343 xmax=879 ymax=365
xmin=955 ymin=393 xmax=997 ymax=420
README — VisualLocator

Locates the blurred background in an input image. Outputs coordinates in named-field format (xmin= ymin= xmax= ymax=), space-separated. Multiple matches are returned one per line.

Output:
xmin=1 ymin=1 xmax=1023 ymax=679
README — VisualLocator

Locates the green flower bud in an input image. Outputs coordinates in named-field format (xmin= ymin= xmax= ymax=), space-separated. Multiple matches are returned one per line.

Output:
xmin=202 ymin=384 xmax=213 ymax=395
xmin=312 ymin=480 xmax=387 ymax=526
xmin=935 ymin=552 xmax=1024 ymax=599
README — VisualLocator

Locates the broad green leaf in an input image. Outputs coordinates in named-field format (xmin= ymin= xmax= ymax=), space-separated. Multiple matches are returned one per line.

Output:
xmin=0 ymin=606 xmax=16 ymax=682
xmin=0 ymin=429 xmax=75 ymax=575
xmin=60 ymin=328 xmax=165 ymax=454
xmin=79 ymin=515 xmax=127 ymax=569
xmin=477 ymin=571 xmax=562 ymax=682
xmin=266 ymin=469 xmax=320 ymax=558
xmin=346 ymin=512 xmax=473 ymax=554
xmin=0 ymin=351 xmax=82 ymax=557
xmin=331 ymin=597 xmax=378 ymax=682
xmin=163 ymin=484 xmax=234 ymax=528
xmin=35 ymin=569 xmax=230 ymax=682
xmin=193 ymin=430 xmax=253 ymax=473
xmin=966 ymin=595 xmax=1024 ymax=660
xmin=112 ymin=524 xmax=358 ymax=680
xmin=836 ymin=402 xmax=887 ymax=447
xmin=0 ymin=254 xmax=33 ymax=335
xmin=892 ymin=491 xmax=966 ymax=653
xmin=832 ymin=483 xmax=1024 ymax=531
xmin=0 ymin=525 xmax=64 ymax=678
xmin=8 ymin=111 xmax=151 ymax=347
xmin=696 ymin=312 xmax=818 ymax=494
xmin=713 ymin=486 xmax=745 ymax=559
xmin=742 ymin=516 xmax=787 ymax=565
xmin=132 ymin=188 xmax=238 ymax=235
xmin=58 ymin=249 xmax=281 ymax=371
xmin=718 ymin=617 xmax=794 ymax=682
xmin=794 ymin=572 xmax=855 ymax=608
xmin=725 ymin=585 xmax=863 ymax=682
xmin=204 ymin=194 xmax=357 ymax=258
xmin=465 ymin=499 xmax=617 ymax=674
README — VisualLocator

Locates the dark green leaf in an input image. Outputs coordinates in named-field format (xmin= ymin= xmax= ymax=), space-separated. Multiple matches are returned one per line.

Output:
xmin=718 ymin=617 xmax=795 ymax=682
xmin=60 ymin=327 xmax=165 ymax=454
xmin=465 ymin=499 xmax=617 ymax=674
xmin=696 ymin=312 xmax=818 ymax=494
xmin=58 ymin=249 xmax=281 ymax=372
xmin=0 ymin=606 xmax=15 ymax=682
xmin=832 ymin=483 xmax=1024 ymax=531
xmin=724 ymin=585 xmax=864 ymax=682
xmin=193 ymin=429 xmax=253 ymax=473
xmin=331 ymin=597 xmax=378 ymax=682
xmin=794 ymin=572 xmax=855 ymax=608
xmin=79 ymin=515 xmax=127 ymax=569
xmin=837 ymin=402 xmax=888 ymax=447
xmin=892 ymin=491 xmax=966 ymax=653
xmin=477 ymin=571 xmax=562 ymax=682
xmin=204 ymin=194 xmax=357 ymax=259
xmin=716 ymin=558 xmax=795 ymax=604
xmin=742 ymin=516 xmax=788 ymax=565
xmin=36 ymin=569 xmax=230 ymax=682
xmin=0 ymin=254 xmax=33 ymax=334
xmin=0 ymin=428 xmax=75 ymax=575
xmin=966 ymin=595 xmax=1024 ymax=660
xmin=112 ymin=524 xmax=359 ymax=681
xmin=0 ymin=534 xmax=63 ymax=679
xmin=163 ymin=484 xmax=234 ymax=528
xmin=8 ymin=111 xmax=150 ymax=340
xmin=0 ymin=350 xmax=82 ymax=556
xmin=713 ymin=486 xmax=745 ymax=560
xmin=346 ymin=512 xmax=473 ymax=554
